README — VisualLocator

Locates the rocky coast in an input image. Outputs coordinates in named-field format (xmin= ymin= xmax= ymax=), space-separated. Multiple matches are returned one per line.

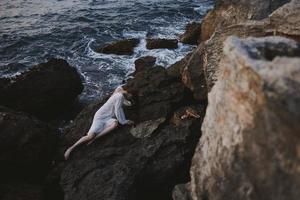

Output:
xmin=0 ymin=0 xmax=300 ymax=200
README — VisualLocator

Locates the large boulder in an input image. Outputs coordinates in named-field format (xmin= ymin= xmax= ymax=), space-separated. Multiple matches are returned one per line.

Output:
xmin=146 ymin=38 xmax=178 ymax=49
xmin=201 ymin=0 xmax=299 ymax=91
xmin=0 ymin=58 xmax=83 ymax=120
xmin=201 ymin=0 xmax=290 ymax=42
xmin=0 ymin=106 xmax=59 ymax=182
xmin=215 ymin=0 xmax=290 ymax=20
xmin=190 ymin=36 xmax=300 ymax=200
xmin=180 ymin=22 xmax=202 ymax=45
xmin=96 ymin=38 xmax=140 ymax=55
xmin=269 ymin=0 xmax=300 ymax=42
xmin=53 ymin=66 xmax=207 ymax=200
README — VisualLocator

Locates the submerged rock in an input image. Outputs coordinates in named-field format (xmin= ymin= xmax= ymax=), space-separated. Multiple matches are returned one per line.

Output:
xmin=0 ymin=106 xmax=59 ymax=182
xmin=0 ymin=58 xmax=83 ymax=120
xmin=97 ymin=38 xmax=140 ymax=55
xmin=146 ymin=38 xmax=178 ymax=49
xmin=180 ymin=22 xmax=202 ymax=45
xmin=134 ymin=56 xmax=156 ymax=74
xmin=190 ymin=36 xmax=300 ymax=200
xmin=52 ymin=66 xmax=207 ymax=200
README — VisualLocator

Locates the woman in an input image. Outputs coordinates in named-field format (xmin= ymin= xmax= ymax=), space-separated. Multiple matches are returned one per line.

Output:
xmin=64 ymin=86 xmax=134 ymax=160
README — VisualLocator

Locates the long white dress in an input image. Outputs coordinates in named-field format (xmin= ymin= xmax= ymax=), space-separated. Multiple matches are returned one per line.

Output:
xmin=88 ymin=91 xmax=129 ymax=134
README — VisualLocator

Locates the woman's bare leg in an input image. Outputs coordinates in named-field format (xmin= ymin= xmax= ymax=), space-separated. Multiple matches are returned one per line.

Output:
xmin=64 ymin=132 xmax=95 ymax=160
xmin=87 ymin=121 xmax=118 ymax=145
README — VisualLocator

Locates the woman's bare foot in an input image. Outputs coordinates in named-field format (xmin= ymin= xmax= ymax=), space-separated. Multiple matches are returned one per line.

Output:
xmin=64 ymin=148 xmax=72 ymax=160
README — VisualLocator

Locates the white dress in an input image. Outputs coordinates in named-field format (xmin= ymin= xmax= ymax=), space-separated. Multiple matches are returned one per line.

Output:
xmin=88 ymin=91 xmax=129 ymax=134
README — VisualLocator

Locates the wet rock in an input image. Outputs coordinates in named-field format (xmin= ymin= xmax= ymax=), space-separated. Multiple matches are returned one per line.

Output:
xmin=0 ymin=58 xmax=83 ymax=120
xmin=0 ymin=106 xmax=59 ymax=182
xmin=146 ymin=38 xmax=178 ymax=49
xmin=53 ymin=66 xmax=207 ymax=200
xmin=190 ymin=36 xmax=300 ymax=200
xmin=97 ymin=38 xmax=140 ymax=55
xmin=134 ymin=56 xmax=156 ymax=74
xmin=180 ymin=22 xmax=202 ymax=45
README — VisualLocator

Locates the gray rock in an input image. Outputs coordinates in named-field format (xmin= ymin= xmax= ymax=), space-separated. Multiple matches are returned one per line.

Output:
xmin=130 ymin=117 xmax=165 ymax=138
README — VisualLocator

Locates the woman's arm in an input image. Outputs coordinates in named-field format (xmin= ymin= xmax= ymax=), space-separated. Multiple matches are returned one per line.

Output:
xmin=114 ymin=94 xmax=129 ymax=125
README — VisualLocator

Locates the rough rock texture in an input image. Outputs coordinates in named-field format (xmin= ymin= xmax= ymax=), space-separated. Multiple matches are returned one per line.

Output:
xmin=269 ymin=0 xmax=300 ymax=42
xmin=180 ymin=22 xmax=202 ymax=45
xmin=201 ymin=0 xmax=290 ymax=41
xmin=0 ymin=59 xmax=83 ymax=119
xmin=134 ymin=56 xmax=156 ymax=74
xmin=0 ymin=106 xmax=59 ymax=182
xmin=215 ymin=0 xmax=290 ymax=20
xmin=146 ymin=38 xmax=178 ymax=49
xmin=97 ymin=38 xmax=140 ymax=55
xmin=203 ymin=20 xmax=268 ymax=90
xmin=167 ymin=53 xmax=193 ymax=79
xmin=182 ymin=46 xmax=207 ymax=101
xmin=166 ymin=49 xmax=207 ymax=101
xmin=190 ymin=36 xmax=300 ymax=200
xmin=200 ymin=0 xmax=299 ymax=91
xmin=172 ymin=183 xmax=192 ymax=200
xmin=130 ymin=117 xmax=165 ymax=138
xmin=52 ymin=66 xmax=207 ymax=200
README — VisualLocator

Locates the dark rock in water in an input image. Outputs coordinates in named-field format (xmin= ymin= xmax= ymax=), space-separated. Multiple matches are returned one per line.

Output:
xmin=97 ymin=38 xmax=140 ymax=55
xmin=146 ymin=38 xmax=178 ymax=49
xmin=50 ymin=66 xmax=207 ymax=200
xmin=180 ymin=22 xmax=202 ymax=45
xmin=0 ymin=106 xmax=59 ymax=182
xmin=0 ymin=58 xmax=83 ymax=120
xmin=167 ymin=52 xmax=192 ymax=79
xmin=134 ymin=56 xmax=156 ymax=74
